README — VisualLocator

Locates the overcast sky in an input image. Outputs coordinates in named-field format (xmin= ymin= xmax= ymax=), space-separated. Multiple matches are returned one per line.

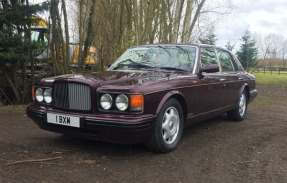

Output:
xmin=215 ymin=0 xmax=287 ymax=50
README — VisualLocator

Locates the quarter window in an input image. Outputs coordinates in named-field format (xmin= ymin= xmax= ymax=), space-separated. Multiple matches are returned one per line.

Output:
xmin=200 ymin=48 xmax=219 ymax=67
xmin=217 ymin=50 xmax=234 ymax=72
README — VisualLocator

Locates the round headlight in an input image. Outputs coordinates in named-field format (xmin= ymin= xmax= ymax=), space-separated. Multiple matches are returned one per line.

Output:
xmin=35 ymin=88 xmax=43 ymax=102
xmin=100 ymin=94 xmax=113 ymax=110
xmin=44 ymin=89 xmax=52 ymax=103
xmin=115 ymin=94 xmax=129 ymax=111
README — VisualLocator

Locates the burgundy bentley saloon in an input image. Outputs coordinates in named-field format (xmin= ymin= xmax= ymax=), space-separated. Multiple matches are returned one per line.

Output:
xmin=27 ymin=44 xmax=257 ymax=153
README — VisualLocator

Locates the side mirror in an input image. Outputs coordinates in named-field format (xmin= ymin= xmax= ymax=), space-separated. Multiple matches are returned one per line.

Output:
xmin=198 ymin=65 xmax=219 ymax=75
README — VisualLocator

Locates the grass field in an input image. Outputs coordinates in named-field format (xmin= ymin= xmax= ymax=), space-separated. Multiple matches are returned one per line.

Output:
xmin=252 ymin=73 xmax=287 ymax=106
xmin=253 ymin=73 xmax=287 ymax=89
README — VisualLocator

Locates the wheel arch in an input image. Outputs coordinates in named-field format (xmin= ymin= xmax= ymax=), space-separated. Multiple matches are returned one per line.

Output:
xmin=155 ymin=91 xmax=187 ymax=121
xmin=239 ymin=83 xmax=250 ymax=101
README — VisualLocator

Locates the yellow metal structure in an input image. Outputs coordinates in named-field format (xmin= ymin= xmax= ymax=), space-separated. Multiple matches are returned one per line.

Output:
xmin=72 ymin=46 xmax=97 ymax=65
xmin=31 ymin=16 xmax=49 ymax=27
xmin=31 ymin=16 xmax=97 ymax=66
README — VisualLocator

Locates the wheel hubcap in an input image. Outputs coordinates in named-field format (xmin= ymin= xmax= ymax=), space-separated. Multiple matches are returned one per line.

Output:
xmin=162 ymin=107 xmax=180 ymax=144
xmin=239 ymin=93 xmax=246 ymax=116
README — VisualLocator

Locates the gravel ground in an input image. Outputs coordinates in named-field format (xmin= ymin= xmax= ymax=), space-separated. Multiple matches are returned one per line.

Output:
xmin=0 ymin=83 xmax=286 ymax=183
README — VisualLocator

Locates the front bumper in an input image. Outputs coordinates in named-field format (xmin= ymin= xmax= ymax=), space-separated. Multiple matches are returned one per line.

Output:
xmin=26 ymin=105 xmax=155 ymax=144
xmin=248 ymin=89 xmax=258 ymax=103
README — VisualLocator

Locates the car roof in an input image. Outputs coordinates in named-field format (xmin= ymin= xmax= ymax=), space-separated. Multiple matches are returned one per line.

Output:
xmin=133 ymin=43 xmax=228 ymax=51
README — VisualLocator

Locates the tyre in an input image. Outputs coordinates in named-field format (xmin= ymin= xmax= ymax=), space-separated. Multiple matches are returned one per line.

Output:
xmin=145 ymin=98 xmax=184 ymax=153
xmin=227 ymin=90 xmax=248 ymax=121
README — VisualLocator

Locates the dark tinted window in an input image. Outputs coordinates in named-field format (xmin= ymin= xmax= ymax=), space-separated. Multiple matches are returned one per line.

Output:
xmin=217 ymin=50 xmax=234 ymax=72
xmin=200 ymin=48 xmax=218 ymax=67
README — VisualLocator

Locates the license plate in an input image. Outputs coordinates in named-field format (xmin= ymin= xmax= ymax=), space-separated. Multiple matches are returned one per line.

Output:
xmin=47 ymin=113 xmax=80 ymax=128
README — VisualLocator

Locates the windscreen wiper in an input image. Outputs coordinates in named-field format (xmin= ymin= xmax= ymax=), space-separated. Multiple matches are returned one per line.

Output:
xmin=156 ymin=67 xmax=187 ymax=72
xmin=127 ymin=63 xmax=153 ymax=68
xmin=113 ymin=63 xmax=152 ymax=70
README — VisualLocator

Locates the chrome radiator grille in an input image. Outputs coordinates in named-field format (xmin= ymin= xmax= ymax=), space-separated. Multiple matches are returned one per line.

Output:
xmin=53 ymin=83 xmax=91 ymax=110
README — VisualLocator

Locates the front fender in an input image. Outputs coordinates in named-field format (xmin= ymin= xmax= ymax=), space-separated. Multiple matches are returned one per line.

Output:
xmin=155 ymin=90 xmax=186 ymax=115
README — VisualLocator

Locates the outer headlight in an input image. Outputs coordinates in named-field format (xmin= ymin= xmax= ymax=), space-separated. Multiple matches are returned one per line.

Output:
xmin=100 ymin=94 xmax=113 ymax=110
xmin=115 ymin=94 xmax=129 ymax=111
xmin=44 ymin=89 xmax=52 ymax=103
xmin=35 ymin=88 xmax=44 ymax=102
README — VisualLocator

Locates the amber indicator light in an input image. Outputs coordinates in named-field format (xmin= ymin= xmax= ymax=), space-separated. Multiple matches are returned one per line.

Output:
xmin=32 ymin=87 xmax=35 ymax=99
xmin=130 ymin=95 xmax=144 ymax=107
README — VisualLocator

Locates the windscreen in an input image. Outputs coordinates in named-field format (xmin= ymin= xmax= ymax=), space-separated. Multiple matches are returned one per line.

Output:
xmin=110 ymin=45 xmax=196 ymax=72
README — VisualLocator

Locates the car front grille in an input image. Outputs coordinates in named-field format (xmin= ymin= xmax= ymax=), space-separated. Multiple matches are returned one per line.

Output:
xmin=53 ymin=82 xmax=91 ymax=111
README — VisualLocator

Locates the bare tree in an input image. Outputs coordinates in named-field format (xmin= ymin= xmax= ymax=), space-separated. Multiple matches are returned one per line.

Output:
xmin=182 ymin=0 xmax=194 ymax=43
xmin=50 ymin=0 xmax=65 ymax=74
xmin=62 ymin=0 xmax=70 ymax=72
xmin=260 ymin=33 xmax=284 ymax=59
xmin=81 ymin=0 xmax=96 ymax=70
xmin=280 ymin=39 xmax=287 ymax=67
xmin=172 ymin=0 xmax=184 ymax=43
xmin=70 ymin=0 xmax=237 ymax=71
xmin=77 ymin=0 xmax=84 ymax=70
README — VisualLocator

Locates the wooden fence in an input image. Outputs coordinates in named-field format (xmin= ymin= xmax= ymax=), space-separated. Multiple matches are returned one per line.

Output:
xmin=251 ymin=67 xmax=287 ymax=75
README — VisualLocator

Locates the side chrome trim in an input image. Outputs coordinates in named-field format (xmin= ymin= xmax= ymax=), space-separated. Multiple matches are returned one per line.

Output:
xmin=144 ymin=80 xmax=244 ymax=95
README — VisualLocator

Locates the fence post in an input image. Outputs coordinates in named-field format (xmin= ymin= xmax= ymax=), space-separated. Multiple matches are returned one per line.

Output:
xmin=264 ymin=67 xmax=265 ymax=74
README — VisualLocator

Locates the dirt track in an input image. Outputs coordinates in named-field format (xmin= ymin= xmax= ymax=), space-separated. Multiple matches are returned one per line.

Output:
xmin=0 ymin=84 xmax=287 ymax=183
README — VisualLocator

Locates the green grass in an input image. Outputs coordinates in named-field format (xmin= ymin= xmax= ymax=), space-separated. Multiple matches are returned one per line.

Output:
xmin=252 ymin=72 xmax=287 ymax=106
xmin=253 ymin=73 xmax=287 ymax=89
xmin=253 ymin=94 xmax=271 ymax=106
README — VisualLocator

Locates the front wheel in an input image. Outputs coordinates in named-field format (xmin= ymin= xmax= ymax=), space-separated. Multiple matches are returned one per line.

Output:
xmin=227 ymin=91 xmax=248 ymax=121
xmin=145 ymin=98 xmax=184 ymax=153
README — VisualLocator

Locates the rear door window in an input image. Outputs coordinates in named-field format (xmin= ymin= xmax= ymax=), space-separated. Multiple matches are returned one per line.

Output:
xmin=217 ymin=50 xmax=235 ymax=72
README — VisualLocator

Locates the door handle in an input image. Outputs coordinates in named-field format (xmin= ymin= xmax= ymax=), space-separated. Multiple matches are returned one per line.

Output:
xmin=238 ymin=77 xmax=243 ymax=80
xmin=219 ymin=78 xmax=226 ymax=82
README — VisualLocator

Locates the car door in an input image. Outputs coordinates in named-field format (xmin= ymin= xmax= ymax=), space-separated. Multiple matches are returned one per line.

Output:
xmin=216 ymin=49 xmax=241 ymax=107
xmin=198 ymin=47 xmax=226 ymax=114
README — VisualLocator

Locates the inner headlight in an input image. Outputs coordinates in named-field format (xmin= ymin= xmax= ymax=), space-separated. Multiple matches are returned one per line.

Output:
xmin=35 ymin=88 xmax=43 ymax=102
xmin=115 ymin=94 xmax=129 ymax=111
xmin=100 ymin=94 xmax=113 ymax=110
xmin=44 ymin=88 xmax=52 ymax=103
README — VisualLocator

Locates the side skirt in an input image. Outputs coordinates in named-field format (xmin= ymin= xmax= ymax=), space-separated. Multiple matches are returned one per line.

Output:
xmin=184 ymin=105 xmax=235 ymax=127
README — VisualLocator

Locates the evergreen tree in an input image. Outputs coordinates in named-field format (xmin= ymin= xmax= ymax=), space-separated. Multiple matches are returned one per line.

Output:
xmin=236 ymin=31 xmax=258 ymax=70
xmin=0 ymin=0 xmax=49 ymax=104
xmin=225 ymin=41 xmax=235 ymax=51
xmin=198 ymin=26 xmax=217 ymax=45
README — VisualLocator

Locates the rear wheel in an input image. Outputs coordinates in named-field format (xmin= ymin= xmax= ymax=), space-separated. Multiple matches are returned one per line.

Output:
xmin=227 ymin=90 xmax=248 ymax=121
xmin=145 ymin=98 xmax=184 ymax=153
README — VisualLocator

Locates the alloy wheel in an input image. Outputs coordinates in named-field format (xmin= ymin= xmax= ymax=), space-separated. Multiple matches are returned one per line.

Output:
xmin=162 ymin=106 xmax=180 ymax=144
